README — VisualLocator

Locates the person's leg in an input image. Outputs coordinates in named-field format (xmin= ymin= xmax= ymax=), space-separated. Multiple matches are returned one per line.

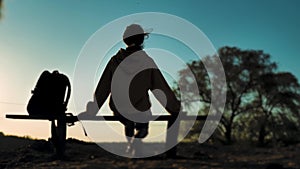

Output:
xmin=124 ymin=121 xmax=134 ymax=138
xmin=115 ymin=113 xmax=135 ymax=154
xmin=114 ymin=112 xmax=134 ymax=138
xmin=135 ymin=122 xmax=149 ymax=138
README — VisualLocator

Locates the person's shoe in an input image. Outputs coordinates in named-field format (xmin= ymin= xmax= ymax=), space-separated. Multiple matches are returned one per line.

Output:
xmin=125 ymin=136 xmax=133 ymax=155
xmin=125 ymin=143 xmax=133 ymax=154
xmin=134 ymin=128 xmax=148 ymax=138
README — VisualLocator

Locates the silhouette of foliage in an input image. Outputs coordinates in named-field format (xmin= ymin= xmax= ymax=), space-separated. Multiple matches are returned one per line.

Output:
xmin=179 ymin=46 xmax=300 ymax=145
xmin=234 ymin=72 xmax=300 ymax=145
xmin=252 ymin=72 xmax=300 ymax=145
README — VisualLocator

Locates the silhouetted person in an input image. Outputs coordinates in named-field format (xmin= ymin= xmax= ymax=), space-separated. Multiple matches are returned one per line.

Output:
xmin=94 ymin=24 xmax=180 ymax=155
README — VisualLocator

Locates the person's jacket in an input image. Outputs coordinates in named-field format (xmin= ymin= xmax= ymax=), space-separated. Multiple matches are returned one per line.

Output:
xmin=94 ymin=46 xmax=180 ymax=116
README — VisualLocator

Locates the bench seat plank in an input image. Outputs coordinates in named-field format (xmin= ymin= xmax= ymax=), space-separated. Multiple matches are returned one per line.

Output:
xmin=6 ymin=114 xmax=208 ymax=121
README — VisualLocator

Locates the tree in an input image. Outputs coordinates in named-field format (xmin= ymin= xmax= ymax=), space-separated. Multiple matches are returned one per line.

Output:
xmin=254 ymin=72 xmax=300 ymax=145
xmin=179 ymin=46 xmax=277 ymax=144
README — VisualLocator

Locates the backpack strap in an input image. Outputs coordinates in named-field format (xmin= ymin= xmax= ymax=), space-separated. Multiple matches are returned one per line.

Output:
xmin=64 ymin=78 xmax=71 ymax=107
xmin=53 ymin=70 xmax=71 ymax=109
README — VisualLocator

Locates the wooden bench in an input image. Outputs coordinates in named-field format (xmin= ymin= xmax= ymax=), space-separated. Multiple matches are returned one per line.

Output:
xmin=6 ymin=113 xmax=208 ymax=158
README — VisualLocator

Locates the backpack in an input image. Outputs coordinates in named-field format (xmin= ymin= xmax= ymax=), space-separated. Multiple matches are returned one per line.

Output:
xmin=27 ymin=70 xmax=71 ymax=117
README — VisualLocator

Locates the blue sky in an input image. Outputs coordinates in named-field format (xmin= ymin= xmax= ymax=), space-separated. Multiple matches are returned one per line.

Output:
xmin=0 ymin=0 xmax=299 ymax=141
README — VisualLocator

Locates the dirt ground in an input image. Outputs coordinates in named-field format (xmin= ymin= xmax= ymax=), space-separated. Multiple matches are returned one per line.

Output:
xmin=0 ymin=135 xmax=299 ymax=169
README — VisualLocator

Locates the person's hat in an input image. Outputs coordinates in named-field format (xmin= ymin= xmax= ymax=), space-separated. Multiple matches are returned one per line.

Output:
xmin=123 ymin=24 xmax=149 ymax=40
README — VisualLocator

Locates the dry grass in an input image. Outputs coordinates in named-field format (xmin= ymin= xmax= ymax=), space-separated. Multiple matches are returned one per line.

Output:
xmin=0 ymin=134 xmax=299 ymax=169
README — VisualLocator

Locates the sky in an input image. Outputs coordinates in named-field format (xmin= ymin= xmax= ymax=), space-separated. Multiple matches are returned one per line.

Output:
xmin=0 ymin=0 xmax=299 ymax=142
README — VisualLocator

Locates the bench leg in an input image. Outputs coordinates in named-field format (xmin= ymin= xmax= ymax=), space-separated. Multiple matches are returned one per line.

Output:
xmin=166 ymin=117 xmax=180 ymax=158
xmin=51 ymin=115 xmax=66 ymax=158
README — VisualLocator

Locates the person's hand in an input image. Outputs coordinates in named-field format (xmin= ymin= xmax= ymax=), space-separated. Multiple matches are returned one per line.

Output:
xmin=77 ymin=101 xmax=99 ymax=118
xmin=86 ymin=101 xmax=99 ymax=115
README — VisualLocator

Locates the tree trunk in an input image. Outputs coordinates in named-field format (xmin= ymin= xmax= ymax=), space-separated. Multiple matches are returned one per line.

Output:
xmin=225 ymin=125 xmax=232 ymax=144
xmin=258 ymin=114 xmax=269 ymax=146
xmin=258 ymin=120 xmax=267 ymax=146
xmin=224 ymin=112 xmax=236 ymax=144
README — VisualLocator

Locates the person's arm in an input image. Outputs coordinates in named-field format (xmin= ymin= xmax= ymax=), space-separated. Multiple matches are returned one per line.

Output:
xmin=94 ymin=60 xmax=113 ymax=109
xmin=151 ymin=69 xmax=181 ymax=116
xmin=78 ymin=61 xmax=112 ymax=118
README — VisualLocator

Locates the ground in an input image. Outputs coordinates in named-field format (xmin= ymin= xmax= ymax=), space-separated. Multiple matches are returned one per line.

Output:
xmin=0 ymin=134 xmax=299 ymax=169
